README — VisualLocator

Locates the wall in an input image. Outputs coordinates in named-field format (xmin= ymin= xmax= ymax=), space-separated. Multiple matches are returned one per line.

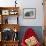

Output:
xmin=0 ymin=0 xmax=44 ymax=26
xmin=0 ymin=0 xmax=15 ymax=7
xmin=17 ymin=0 xmax=44 ymax=26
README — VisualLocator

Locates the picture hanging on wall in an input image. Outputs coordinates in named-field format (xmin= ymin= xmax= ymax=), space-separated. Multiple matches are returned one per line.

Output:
xmin=23 ymin=8 xmax=36 ymax=19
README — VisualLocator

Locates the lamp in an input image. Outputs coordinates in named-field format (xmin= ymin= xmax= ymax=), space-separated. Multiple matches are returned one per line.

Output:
xmin=14 ymin=28 xmax=17 ymax=32
xmin=13 ymin=28 xmax=18 ymax=41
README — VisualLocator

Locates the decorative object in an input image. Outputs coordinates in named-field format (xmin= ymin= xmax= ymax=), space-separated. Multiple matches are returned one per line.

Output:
xmin=23 ymin=8 xmax=36 ymax=19
xmin=5 ymin=18 xmax=8 ymax=24
xmin=9 ymin=10 xmax=18 ymax=15
xmin=2 ymin=28 xmax=13 ymax=41
xmin=25 ymin=36 xmax=38 ymax=46
xmin=14 ymin=28 xmax=17 ymax=32
xmin=2 ymin=16 xmax=8 ymax=24
xmin=15 ymin=0 xmax=17 ymax=7
xmin=13 ymin=32 xmax=18 ymax=41
xmin=2 ymin=10 xmax=9 ymax=15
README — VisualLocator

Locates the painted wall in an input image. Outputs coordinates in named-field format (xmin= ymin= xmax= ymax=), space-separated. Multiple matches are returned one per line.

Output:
xmin=0 ymin=0 xmax=15 ymax=7
xmin=18 ymin=0 xmax=44 ymax=26
xmin=0 ymin=0 xmax=44 ymax=26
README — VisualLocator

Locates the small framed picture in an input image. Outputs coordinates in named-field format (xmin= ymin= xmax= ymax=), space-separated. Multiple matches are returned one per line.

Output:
xmin=23 ymin=8 xmax=36 ymax=19
xmin=2 ymin=10 xmax=9 ymax=15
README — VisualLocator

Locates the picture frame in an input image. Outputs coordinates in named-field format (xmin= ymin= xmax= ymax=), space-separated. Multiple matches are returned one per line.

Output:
xmin=2 ymin=10 xmax=9 ymax=15
xmin=9 ymin=10 xmax=18 ymax=15
xmin=23 ymin=8 xmax=36 ymax=19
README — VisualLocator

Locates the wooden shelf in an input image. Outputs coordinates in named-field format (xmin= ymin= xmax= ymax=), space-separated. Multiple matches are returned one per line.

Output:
xmin=0 ymin=24 xmax=20 ymax=32
xmin=0 ymin=7 xmax=20 ymax=46
xmin=1 ymin=40 xmax=19 ymax=46
xmin=0 ymin=7 xmax=19 ymax=24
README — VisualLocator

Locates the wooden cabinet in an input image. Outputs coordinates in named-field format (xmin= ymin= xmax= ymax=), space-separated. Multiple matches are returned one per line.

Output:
xmin=0 ymin=41 xmax=19 ymax=46
xmin=0 ymin=7 xmax=20 ymax=46
xmin=2 ymin=41 xmax=19 ymax=46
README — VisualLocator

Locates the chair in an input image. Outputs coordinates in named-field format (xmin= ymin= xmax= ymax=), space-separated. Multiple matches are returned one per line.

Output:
xmin=21 ymin=28 xmax=41 ymax=46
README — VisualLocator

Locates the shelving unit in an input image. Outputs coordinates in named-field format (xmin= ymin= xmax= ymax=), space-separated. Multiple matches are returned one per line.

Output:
xmin=0 ymin=7 xmax=20 ymax=46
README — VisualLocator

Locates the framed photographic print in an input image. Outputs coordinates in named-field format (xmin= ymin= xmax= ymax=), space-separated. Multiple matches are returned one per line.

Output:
xmin=2 ymin=10 xmax=9 ymax=15
xmin=23 ymin=8 xmax=36 ymax=19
